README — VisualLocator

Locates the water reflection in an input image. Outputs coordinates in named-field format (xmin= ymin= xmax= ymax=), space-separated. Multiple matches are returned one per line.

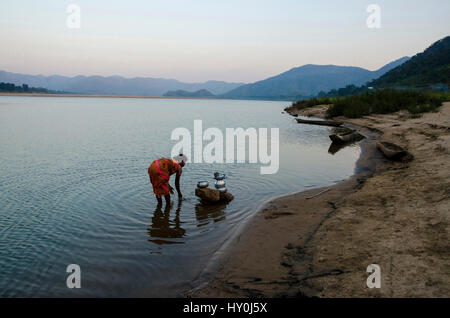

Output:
xmin=328 ymin=142 xmax=348 ymax=155
xmin=194 ymin=202 xmax=227 ymax=227
xmin=328 ymin=127 xmax=364 ymax=155
xmin=148 ymin=200 xmax=185 ymax=245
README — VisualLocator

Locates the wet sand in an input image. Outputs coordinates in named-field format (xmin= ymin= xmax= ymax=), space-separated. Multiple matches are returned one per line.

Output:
xmin=188 ymin=102 xmax=450 ymax=298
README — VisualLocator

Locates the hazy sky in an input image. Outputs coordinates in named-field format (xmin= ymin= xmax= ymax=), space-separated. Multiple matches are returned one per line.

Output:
xmin=0 ymin=0 xmax=449 ymax=82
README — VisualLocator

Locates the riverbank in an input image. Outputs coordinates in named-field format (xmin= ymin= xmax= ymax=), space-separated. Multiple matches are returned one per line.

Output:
xmin=188 ymin=102 xmax=450 ymax=297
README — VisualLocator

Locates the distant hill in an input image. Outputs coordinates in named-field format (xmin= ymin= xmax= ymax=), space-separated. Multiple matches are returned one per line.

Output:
xmin=163 ymin=89 xmax=215 ymax=98
xmin=371 ymin=36 xmax=450 ymax=88
xmin=220 ymin=57 xmax=409 ymax=101
xmin=0 ymin=71 xmax=245 ymax=96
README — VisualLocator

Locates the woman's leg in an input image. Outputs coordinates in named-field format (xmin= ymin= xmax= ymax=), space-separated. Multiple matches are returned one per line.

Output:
xmin=155 ymin=195 xmax=162 ymax=205
xmin=164 ymin=194 xmax=171 ymax=206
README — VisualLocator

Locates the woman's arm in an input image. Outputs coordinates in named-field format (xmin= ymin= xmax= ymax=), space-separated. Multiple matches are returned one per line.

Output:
xmin=175 ymin=171 xmax=182 ymax=197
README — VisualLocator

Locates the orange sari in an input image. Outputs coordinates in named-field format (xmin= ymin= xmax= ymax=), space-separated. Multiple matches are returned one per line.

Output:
xmin=148 ymin=158 xmax=181 ymax=197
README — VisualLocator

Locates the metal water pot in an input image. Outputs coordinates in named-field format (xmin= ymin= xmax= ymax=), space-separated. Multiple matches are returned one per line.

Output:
xmin=213 ymin=172 xmax=227 ymax=192
xmin=197 ymin=181 xmax=209 ymax=189
xmin=213 ymin=172 xmax=226 ymax=180
xmin=215 ymin=180 xmax=226 ymax=188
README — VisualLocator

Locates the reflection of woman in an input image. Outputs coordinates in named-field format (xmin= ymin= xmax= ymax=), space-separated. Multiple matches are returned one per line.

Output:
xmin=148 ymin=201 xmax=185 ymax=244
xmin=148 ymin=154 xmax=187 ymax=205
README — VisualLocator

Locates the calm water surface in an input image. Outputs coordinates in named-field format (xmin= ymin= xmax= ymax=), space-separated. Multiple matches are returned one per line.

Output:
xmin=0 ymin=96 xmax=360 ymax=297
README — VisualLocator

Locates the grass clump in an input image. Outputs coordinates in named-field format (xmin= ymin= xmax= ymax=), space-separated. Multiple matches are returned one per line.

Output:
xmin=325 ymin=89 xmax=443 ymax=118
xmin=289 ymin=97 xmax=338 ymax=111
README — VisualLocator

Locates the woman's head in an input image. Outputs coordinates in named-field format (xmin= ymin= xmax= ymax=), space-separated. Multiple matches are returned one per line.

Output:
xmin=173 ymin=154 xmax=188 ymax=167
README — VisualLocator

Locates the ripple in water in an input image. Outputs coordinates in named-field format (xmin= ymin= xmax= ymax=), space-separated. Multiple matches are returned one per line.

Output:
xmin=0 ymin=96 xmax=360 ymax=297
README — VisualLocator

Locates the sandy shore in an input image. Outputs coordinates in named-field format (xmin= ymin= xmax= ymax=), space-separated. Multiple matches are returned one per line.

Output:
xmin=188 ymin=102 xmax=450 ymax=298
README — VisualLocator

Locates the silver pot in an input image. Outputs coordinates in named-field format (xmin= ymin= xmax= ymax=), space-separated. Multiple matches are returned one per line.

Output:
xmin=197 ymin=181 xmax=209 ymax=189
xmin=213 ymin=172 xmax=226 ymax=180
xmin=217 ymin=187 xmax=227 ymax=193
xmin=215 ymin=180 xmax=226 ymax=188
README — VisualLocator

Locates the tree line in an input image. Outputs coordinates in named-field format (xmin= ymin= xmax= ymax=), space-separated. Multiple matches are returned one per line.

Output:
xmin=0 ymin=82 xmax=53 ymax=93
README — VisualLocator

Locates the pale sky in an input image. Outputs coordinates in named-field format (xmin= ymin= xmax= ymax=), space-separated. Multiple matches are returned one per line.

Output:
xmin=0 ymin=0 xmax=449 ymax=83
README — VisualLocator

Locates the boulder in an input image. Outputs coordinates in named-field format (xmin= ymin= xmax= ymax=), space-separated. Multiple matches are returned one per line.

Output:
xmin=195 ymin=188 xmax=220 ymax=203
xmin=220 ymin=191 xmax=234 ymax=203
xmin=195 ymin=188 xmax=234 ymax=204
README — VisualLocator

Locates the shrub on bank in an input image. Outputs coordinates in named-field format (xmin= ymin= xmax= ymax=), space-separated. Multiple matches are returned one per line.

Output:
xmin=325 ymin=90 xmax=443 ymax=118
xmin=289 ymin=97 xmax=338 ymax=110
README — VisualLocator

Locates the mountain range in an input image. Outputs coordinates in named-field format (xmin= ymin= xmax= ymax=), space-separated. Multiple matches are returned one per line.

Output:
xmin=371 ymin=36 xmax=450 ymax=88
xmin=0 ymin=71 xmax=244 ymax=96
xmin=219 ymin=57 xmax=410 ymax=100
xmin=0 ymin=57 xmax=410 ymax=100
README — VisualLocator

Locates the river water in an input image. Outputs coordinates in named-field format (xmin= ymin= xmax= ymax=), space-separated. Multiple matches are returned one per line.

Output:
xmin=0 ymin=96 xmax=360 ymax=297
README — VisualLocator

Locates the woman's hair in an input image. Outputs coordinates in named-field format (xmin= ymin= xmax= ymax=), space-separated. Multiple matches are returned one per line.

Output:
xmin=173 ymin=154 xmax=188 ymax=164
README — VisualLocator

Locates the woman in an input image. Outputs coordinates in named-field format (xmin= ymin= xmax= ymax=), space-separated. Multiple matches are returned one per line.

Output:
xmin=148 ymin=154 xmax=187 ymax=205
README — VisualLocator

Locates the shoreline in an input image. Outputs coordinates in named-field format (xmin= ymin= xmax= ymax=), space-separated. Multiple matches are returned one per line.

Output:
xmin=0 ymin=93 xmax=290 ymax=102
xmin=188 ymin=103 xmax=450 ymax=297
xmin=185 ymin=118 xmax=382 ymax=297
xmin=0 ymin=93 xmax=217 ymax=100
